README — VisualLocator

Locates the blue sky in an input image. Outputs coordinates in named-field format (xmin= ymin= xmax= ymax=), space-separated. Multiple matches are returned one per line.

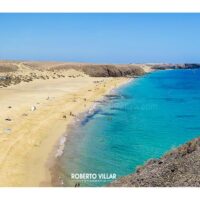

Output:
xmin=0 ymin=13 xmax=200 ymax=63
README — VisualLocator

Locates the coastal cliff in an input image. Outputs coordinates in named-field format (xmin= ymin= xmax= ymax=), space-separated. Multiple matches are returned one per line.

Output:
xmin=109 ymin=137 xmax=200 ymax=187
xmin=45 ymin=63 xmax=146 ymax=77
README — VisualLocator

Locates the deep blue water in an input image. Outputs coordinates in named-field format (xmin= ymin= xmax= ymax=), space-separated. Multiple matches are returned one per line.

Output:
xmin=59 ymin=69 xmax=200 ymax=187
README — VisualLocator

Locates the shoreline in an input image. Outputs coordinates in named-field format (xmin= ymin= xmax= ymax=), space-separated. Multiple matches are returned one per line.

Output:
xmin=49 ymin=77 xmax=134 ymax=187
xmin=0 ymin=71 xmax=131 ymax=186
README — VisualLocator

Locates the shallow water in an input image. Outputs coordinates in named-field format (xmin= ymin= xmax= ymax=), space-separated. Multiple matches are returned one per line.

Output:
xmin=59 ymin=69 xmax=200 ymax=187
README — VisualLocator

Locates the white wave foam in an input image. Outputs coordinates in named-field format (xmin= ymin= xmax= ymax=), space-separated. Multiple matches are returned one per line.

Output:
xmin=55 ymin=136 xmax=67 ymax=158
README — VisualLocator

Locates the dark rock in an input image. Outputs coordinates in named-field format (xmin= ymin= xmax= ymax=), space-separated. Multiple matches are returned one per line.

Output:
xmin=5 ymin=118 xmax=12 ymax=121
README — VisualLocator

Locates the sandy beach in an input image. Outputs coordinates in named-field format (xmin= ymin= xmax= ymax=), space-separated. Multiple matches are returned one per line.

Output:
xmin=0 ymin=67 xmax=130 ymax=186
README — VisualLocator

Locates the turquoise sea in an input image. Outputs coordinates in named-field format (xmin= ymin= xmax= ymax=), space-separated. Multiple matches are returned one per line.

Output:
xmin=58 ymin=69 xmax=200 ymax=186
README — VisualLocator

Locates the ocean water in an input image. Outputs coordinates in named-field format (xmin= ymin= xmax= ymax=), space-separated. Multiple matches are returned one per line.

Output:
xmin=58 ymin=69 xmax=200 ymax=187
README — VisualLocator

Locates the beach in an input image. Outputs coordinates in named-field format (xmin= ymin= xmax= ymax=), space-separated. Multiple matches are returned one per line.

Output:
xmin=0 ymin=68 xmax=130 ymax=186
xmin=1 ymin=61 xmax=199 ymax=187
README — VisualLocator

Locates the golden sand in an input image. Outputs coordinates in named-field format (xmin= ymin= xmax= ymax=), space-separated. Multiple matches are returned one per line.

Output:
xmin=0 ymin=70 xmax=130 ymax=186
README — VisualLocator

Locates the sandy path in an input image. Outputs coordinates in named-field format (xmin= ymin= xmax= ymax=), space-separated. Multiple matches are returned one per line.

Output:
xmin=0 ymin=72 xmax=129 ymax=186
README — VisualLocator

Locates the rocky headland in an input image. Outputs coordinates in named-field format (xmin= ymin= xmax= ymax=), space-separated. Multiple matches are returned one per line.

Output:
xmin=109 ymin=137 xmax=200 ymax=187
